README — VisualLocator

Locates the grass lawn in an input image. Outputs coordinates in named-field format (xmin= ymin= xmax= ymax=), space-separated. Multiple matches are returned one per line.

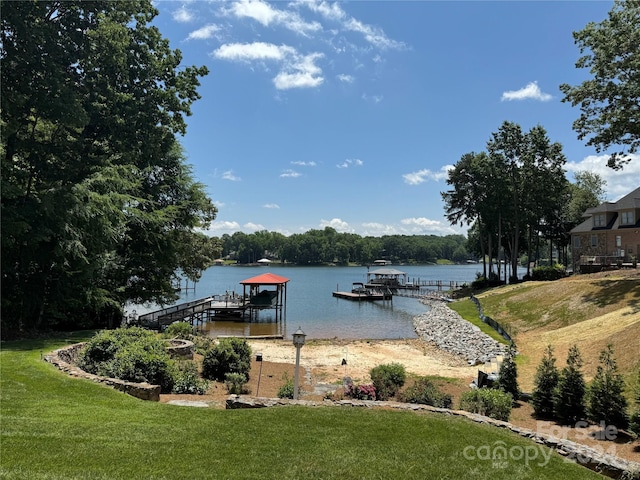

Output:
xmin=0 ymin=333 xmax=605 ymax=480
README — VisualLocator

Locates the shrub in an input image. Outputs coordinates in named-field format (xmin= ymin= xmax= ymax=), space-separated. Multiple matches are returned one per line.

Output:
xmin=531 ymin=345 xmax=559 ymax=418
xmin=531 ymin=265 xmax=566 ymax=281
xmin=224 ymin=373 xmax=249 ymax=395
xmin=460 ymin=388 xmax=513 ymax=422
xmin=400 ymin=377 xmax=452 ymax=408
xmin=496 ymin=344 xmax=519 ymax=400
xmin=201 ymin=337 xmax=251 ymax=382
xmin=163 ymin=322 xmax=193 ymax=339
xmin=172 ymin=361 xmax=209 ymax=395
xmin=587 ymin=345 xmax=628 ymax=428
xmin=191 ymin=335 xmax=216 ymax=355
xmin=277 ymin=373 xmax=295 ymax=399
xmin=554 ymin=345 xmax=586 ymax=424
xmin=345 ymin=383 xmax=377 ymax=401
xmin=78 ymin=327 xmax=176 ymax=393
xmin=369 ymin=363 xmax=406 ymax=400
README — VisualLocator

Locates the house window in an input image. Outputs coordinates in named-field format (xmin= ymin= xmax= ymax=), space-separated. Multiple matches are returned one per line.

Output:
xmin=616 ymin=236 xmax=622 ymax=247
xmin=591 ymin=235 xmax=598 ymax=247
xmin=620 ymin=211 xmax=635 ymax=225
xmin=593 ymin=214 xmax=606 ymax=227
xmin=573 ymin=237 xmax=581 ymax=248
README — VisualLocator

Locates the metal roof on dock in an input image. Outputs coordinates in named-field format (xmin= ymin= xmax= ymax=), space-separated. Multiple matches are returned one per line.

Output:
xmin=240 ymin=272 xmax=290 ymax=285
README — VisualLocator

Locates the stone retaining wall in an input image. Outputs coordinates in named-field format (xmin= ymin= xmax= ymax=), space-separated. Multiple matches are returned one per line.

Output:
xmin=44 ymin=343 xmax=161 ymax=401
xmin=165 ymin=339 xmax=194 ymax=359
xmin=226 ymin=395 xmax=640 ymax=480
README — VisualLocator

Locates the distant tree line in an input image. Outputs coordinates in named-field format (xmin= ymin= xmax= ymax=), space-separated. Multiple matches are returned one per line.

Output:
xmin=217 ymin=228 xmax=469 ymax=266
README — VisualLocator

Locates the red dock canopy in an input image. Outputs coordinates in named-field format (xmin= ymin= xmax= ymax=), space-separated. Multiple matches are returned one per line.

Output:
xmin=240 ymin=273 xmax=290 ymax=285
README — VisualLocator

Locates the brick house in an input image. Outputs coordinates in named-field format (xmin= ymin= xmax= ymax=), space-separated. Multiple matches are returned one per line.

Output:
xmin=570 ymin=186 xmax=640 ymax=273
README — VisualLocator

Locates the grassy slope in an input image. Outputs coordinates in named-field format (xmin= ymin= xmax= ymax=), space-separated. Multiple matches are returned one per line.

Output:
xmin=0 ymin=333 xmax=601 ymax=480
xmin=456 ymin=272 xmax=640 ymax=392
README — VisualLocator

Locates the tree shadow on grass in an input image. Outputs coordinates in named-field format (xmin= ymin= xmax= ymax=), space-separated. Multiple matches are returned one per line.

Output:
xmin=581 ymin=279 xmax=640 ymax=314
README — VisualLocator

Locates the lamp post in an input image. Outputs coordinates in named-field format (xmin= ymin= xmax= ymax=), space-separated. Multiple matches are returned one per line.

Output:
xmin=292 ymin=327 xmax=306 ymax=400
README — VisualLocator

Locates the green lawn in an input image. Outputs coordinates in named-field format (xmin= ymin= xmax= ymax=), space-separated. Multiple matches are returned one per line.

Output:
xmin=0 ymin=333 xmax=603 ymax=480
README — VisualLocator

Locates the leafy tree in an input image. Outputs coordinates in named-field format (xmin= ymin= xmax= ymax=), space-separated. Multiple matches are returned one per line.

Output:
xmin=1 ymin=1 xmax=213 ymax=332
xmin=554 ymin=345 xmax=587 ymax=424
xmin=560 ymin=0 xmax=640 ymax=169
xmin=531 ymin=345 xmax=560 ymax=418
xmin=496 ymin=343 xmax=519 ymax=400
xmin=587 ymin=345 xmax=628 ymax=428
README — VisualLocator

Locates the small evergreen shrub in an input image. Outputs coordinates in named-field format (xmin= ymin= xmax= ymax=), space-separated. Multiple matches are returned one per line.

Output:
xmin=460 ymin=388 xmax=513 ymax=422
xmin=201 ymin=337 xmax=252 ymax=382
xmin=163 ymin=322 xmax=193 ymax=339
xmin=224 ymin=373 xmax=249 ymax=395
xmin=400 ymin=377 xmax=452 ymax=408
xmin=345 ymin=383 xmax=377 ymax=401
xmin=277 ymin=373 xmax=295 ymax=399
xmin=496 ymin=344 xmax=519 ymax=400
xmin=370 ymin=363 xmax=406 ymax=400
xmin=531 ymin=265 xmax=566 ymax=281
xmin=531 ymin=345 xmax=559 ymax=418
xmin=554 ymin=345 xmax=587 ymax=424
xmin=587 ymin=345 xmax=628 ymax=428
xmin=191 ymin=335 xmax=216 ymax=355
xmin=172 ymin=361 xmax=209 ymax=395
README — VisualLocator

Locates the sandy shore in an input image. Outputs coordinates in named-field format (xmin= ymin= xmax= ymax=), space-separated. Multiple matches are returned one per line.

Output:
xmin=247 ymin=337 xmax=478 ymax=384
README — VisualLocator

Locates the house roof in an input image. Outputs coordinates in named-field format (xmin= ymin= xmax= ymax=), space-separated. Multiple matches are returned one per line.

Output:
xmin=571 ymin=186 xmax=640 ymax=234
xmin=240 ymin=272 xmax=290 ymax=285
xmin=368 ymin=268 xmax=406 ymax=276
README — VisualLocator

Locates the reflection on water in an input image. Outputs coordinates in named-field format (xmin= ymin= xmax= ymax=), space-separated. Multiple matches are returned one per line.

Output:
xmin=197 ymin=319 xmax=283 ymax=338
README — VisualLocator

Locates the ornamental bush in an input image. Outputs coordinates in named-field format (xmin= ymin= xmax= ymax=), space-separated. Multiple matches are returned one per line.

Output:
xmin=531 ymin=265 xmax=566 ymax=281
xmin=201 ymin=337 xmax=252 ymax=382
xmin=163 ymin=322 xmax=193 ymax=339
xmin=77 ymin=327 xmax=176 ymax=393
xmin=459 ymin=388 xmax=513 ymax=422
xmin=224 ymin=373 xmax=249 ymax=395
xmin=277 ymin=373 xmax=295 ymax=399
xmin=345 ymin=383 xmax=377 ymax=401
xmin=369 ymin=363 xmax=406 ymax=400
xmin=400 ymin=377 xmax=452 ymax=408
xmin=172 ymin=361 xmax=209 ymax=395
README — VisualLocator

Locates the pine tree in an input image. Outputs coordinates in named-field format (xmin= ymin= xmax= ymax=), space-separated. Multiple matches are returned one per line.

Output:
xmin=554 ymin=345 xmax=586 ymax=424
xmin=628 ymin=369 xmax=640 ymax=437
xmin=532 ymin=345 xmax=559 ymax=418
xmin=496 ymin=343 xmax=519 ymax=400
xmin=588 ymin=345 xmax=628 ymax=428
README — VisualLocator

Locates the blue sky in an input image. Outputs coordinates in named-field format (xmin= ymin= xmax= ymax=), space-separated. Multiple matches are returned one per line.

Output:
xmin=151 ymin=0 xmax=639 ymax=238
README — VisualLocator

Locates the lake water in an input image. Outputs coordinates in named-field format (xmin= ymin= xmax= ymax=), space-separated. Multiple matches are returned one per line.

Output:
xmin=131 ymin=264 xmax=505 ymax=340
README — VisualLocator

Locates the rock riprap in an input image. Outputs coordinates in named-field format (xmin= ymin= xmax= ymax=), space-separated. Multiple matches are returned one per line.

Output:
xmin=414 ymin=299 xmax=507 ymax=365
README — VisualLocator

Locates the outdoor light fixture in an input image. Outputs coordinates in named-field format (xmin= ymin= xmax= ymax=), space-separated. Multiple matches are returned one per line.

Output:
xmin=255 ymin=352 xmax=263 ymax=396
xmin=292 ymin=327 xmax=306 ymax=400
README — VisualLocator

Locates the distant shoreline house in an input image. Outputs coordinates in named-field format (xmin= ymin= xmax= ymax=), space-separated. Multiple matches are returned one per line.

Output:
xmin=570 ymin=186 xmax=640 ymax=273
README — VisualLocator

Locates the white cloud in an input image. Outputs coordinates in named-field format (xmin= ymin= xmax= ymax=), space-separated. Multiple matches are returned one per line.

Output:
xmin=244 ymin=222 xmax=266 ymax=232
xmin=213 ymin=42 xmax=296 ymax=61
xmin=501 ymin=81 xmax=553 ymax=102
xmin=360 ymin=222 xmax=398 ymax=236
xmin=226 ymin=0 xmax=321 ymax=36
xmin=209 ymin=220 xmax=241 ymax=232
xmin=337 ymin=74 xmax=354 ymax=83
xmin=400 ymin=217 xmax=458 ymax=235
xmin=222 ymin=170 xmax=241 ymax=181
xmin=345 ymin=17 xmax=405 ymax=50
xmin=263 ymin=203 xmax=280 ymax=209
xmin=280 ymin=169 xmax=302 ymax=178
xmin=274 ymin=53 xmax=324 ymax=89
xmin=319 ymin=218 xmax=353 ymax=232
xmin=291 ymin=160 xmax=317 ymax=166
xmin=402 ymin=165 xmax=452 ymax=185
xmin=187 ymin=24 xmax=220 ymax=41
xmin=565 ymin=154 xmax=640 ymax=200
xmin=173 ymin=6 xmax=194 ymax=23
xmin=337 ymin=158 xmax=363 ymax=168
xmin=362 ymin=93 xmax=383 ymax=103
